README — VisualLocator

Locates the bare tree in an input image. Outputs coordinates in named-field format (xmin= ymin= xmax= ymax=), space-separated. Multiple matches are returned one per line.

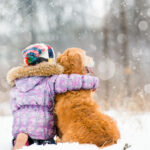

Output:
xmin=103 ymin=0 xmax=110 ymax=101
xmin=18 ymin=0 xmax=37 ymax=44
xmin=120 ymin=1 xmax=131 ymax=96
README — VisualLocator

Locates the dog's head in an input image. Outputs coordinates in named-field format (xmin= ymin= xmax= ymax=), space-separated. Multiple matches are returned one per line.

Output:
xmin=57 ymin=48 xmax=94 ymax=74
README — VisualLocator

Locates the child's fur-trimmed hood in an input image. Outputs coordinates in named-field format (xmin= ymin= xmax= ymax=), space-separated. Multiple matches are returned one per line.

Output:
xmin=7 ymin=62 xmax=64 ymax=86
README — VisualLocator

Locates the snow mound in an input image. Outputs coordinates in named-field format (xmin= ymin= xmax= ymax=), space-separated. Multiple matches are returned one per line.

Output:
xmin=1 ymin=111 xmax=150 ymax=150
xmin=20 ymin=143 xmax=99 ymax=150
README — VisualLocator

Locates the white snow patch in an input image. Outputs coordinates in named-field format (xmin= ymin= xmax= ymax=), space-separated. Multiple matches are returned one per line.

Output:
xmin=20 ymin=143 xmax=99 ymax=150
xmin=1 ymin=111 xmax=150 ymax=150
xmin=0 ymin=116 xmax=13 ymax=150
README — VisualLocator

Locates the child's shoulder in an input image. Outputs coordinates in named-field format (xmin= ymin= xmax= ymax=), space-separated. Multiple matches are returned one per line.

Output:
xmin=7 ymin=62 xmax=64 ymax=87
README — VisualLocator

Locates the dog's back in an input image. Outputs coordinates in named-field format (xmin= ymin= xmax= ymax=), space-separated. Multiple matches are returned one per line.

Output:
xmin=55 ymin=89 xmax=120 ymax=147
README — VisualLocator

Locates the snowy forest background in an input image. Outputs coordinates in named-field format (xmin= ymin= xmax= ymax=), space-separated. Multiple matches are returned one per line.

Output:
xmin=0 ymin=0 xmax=150 ymax=115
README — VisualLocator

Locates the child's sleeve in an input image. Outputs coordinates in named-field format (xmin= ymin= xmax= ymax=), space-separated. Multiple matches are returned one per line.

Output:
xmin=82 ymin=75 xmax=99 ymax=90
xmin=54 ymin=74 xmax=99 ymax=94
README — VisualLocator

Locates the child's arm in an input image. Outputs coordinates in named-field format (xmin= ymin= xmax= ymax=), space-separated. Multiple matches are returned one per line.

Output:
xmin=54 ymin=74 xmax=99 ymax=94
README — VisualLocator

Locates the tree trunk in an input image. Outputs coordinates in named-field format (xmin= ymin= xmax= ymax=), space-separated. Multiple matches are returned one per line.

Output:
xmin=120 ymin=1 xmax=131 ymax=96
xmin=103 ymin=0 xmax=110 ymax=101
xmin=19 ymin=0 xmax=37 ymax=44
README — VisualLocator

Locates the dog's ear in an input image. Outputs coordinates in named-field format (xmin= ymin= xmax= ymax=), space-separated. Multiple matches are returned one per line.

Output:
xmin=57 ymin=49 xmax=87 ymax=74
xmin=57 ymin=53 xmax=68 ymax=66
xmin=68 ymin=52 xmax=87 ymax=74
xmin=69 ymin=52 xmax=83 ymax=68
xmin=56 ymin=52 xmax=70 ymax=73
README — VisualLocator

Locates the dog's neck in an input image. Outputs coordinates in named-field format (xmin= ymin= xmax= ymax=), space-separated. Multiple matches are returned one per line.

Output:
xmin=62 ymin=68 xmax=87 ymax=75
xmin=55 ymin=90 xmax=92 ymax=102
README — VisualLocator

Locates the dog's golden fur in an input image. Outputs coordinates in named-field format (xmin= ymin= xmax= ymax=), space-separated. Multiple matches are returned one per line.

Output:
xmin=55 ymin=48 xmax=120 ymax=148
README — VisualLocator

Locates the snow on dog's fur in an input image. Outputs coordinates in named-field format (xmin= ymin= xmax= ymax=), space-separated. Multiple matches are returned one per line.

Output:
xmin=55 ymin=48 xmax=120 ymax=148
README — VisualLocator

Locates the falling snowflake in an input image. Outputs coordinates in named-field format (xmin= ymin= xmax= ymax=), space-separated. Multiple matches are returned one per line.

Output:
xmin=138 ymin=20 xmax=148 ymax=31
xmin=131 ymin=48 xmax=142 ymax=58
xmin=147 ymin=9 xmax=150 ymax=17
xmin=98 ymin=58 xmax=116 ymax=80
xmin=144 ymin=84 xmax=150 ymax=94
xmin=117 ymin=34 xmax=126 ymax=44
xmin=89 ymin=44 xmax=97 ymax=52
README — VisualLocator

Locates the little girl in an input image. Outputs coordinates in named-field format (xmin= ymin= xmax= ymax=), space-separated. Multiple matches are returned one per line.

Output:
xmin=7 ymin=43 xmax=99 ymax=150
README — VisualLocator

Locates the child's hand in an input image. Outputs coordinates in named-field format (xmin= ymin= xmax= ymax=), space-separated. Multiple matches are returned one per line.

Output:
xmin=92 ymin=89 xmax=96 ymax=92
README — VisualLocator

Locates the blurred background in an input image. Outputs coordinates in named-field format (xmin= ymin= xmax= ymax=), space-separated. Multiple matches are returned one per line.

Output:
xmin=0 ymin=0 xmax=150 ymax=115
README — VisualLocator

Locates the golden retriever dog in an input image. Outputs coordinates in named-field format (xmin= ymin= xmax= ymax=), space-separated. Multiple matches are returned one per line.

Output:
xmin=55 ymin=48 xmax=120 ymax=148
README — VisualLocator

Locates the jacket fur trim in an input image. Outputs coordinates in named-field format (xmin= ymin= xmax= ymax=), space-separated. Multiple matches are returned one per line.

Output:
xmin=7 ymin=62 xmax=64 ymax=86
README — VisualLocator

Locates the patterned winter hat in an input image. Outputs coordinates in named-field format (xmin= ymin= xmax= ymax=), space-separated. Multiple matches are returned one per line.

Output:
xmin=22 ymin=43 xmax=55 ymax=65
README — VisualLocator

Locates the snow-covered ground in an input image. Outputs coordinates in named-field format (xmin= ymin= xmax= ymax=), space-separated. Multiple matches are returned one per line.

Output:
xmin=0 ymin=111 xmax=150 ymax=150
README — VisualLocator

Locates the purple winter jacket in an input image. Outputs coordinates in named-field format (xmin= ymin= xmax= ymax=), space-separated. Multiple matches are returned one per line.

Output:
xmin=10 ymin=74 xmax=99 ymax=140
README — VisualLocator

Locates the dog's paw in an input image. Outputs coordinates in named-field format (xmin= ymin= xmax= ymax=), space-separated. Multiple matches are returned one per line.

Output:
xmin=56 ymin=136 xmax=62 ymax=143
